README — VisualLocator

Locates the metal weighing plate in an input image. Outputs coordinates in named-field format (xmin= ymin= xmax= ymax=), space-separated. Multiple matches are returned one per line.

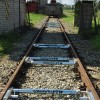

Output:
xmin=28 ymin=61 xmax=75 ymax=65
xmin=26 ymin=57 xmax=73 ymax=61
xmin=4 ymin=88 xmax=95 ymax=100
xmin=33 ymin=44 xmax=70 ymax=48
xmin=25 ymin=57 xmax=76 ymax=65
xmin=13 ymin=89 xmax=80 ymax=94
xmin=46 ymin=22 xmax=60 ymax=28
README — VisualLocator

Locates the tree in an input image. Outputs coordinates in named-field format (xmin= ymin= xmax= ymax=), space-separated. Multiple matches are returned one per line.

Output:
xmin=93 ymin=0 xmax=98 ymax=13
xmin=98 ymin=1 xmax=100 ymax=10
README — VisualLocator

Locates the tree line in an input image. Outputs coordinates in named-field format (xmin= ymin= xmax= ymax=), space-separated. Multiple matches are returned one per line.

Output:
xmin=74 ymin=0 xmax=100 ymax=10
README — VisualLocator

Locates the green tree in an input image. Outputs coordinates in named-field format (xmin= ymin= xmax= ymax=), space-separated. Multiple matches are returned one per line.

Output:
xmin=98 ymin=1 xmax=100 ymax=10
xmin=93 ymin=0 xmax=98 ymax=13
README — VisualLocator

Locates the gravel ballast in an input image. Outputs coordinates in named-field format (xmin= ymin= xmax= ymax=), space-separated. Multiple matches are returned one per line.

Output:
xmin=15 ymin=18 xmax=82 ymax=99
xmin=0 ymin=16 xmax=99 ymax=99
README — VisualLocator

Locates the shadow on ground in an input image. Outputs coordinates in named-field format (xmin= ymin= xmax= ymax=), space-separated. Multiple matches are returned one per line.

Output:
xmin=0 ymin=25 xmax=40 ymax=60
xmin=60 ymin=13 xmax=68 ymax=18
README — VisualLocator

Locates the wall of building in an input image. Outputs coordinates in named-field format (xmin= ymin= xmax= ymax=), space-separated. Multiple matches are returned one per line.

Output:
xmin=0 ymin=0 xmax=25 ymax=34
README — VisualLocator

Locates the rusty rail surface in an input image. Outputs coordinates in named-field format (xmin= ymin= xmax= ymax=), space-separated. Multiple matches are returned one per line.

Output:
xmin=58 ymin=18 xmax=100 ymax=100
xmin=0 ymin=16 xmax=49 ymax=100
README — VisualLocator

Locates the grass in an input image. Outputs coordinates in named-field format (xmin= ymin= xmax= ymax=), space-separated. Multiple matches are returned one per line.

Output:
xmin=29 ymin=13 xmax=45 ymax=25
xmin=91 ymin=35 xmax=100 ymax=51
xmin=61 ymin=9 xmax=74 ymax=24
xmin=0 ymin=32 xmax=22 ymax=57
xmin=90 ymin=25 xmax=100 ymax=51
xmin=97 ymin=10 xmax=100 ymax=25
xmin=90 ymin=10 xmax=100 ymax=51
xmin=63 ymin=9 xmax=74 ymax=14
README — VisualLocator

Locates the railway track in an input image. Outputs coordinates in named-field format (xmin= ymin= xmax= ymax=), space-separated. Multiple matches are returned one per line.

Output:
xmin=0 ymin=17 xmax=99 ymax=100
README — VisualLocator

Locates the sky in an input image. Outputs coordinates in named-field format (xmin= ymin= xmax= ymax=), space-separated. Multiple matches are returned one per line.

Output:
xmin=48 ymin=0 xmax=75 ymax=5
xmin=60 ymin=0 xmax=74 ymax=5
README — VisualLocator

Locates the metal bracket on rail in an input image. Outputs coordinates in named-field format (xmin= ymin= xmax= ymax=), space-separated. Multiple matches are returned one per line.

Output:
xmin=33 ymin=44 xmax=70 ymax=48
xmin=3 ymin=88 xmax=95 ymax=100
xmin=25 ymin=57 xmax=76 ymax=65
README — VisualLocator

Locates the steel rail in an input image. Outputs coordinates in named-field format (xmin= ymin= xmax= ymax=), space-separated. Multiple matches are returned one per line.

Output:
xmin=0 ymin=16 xmax=49 ymax=100
xmin=58 ymin=18 xmax=100 ymax=100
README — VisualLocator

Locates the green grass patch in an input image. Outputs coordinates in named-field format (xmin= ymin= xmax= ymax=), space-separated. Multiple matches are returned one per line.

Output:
xmin=97 ymin=10 xmax=100 ymax=25
xmin=29 ymin=13 xmax=45 ymax=25
xmin=0 ymin=32 xmax=22 ymax=57
xmin=90 ymin=25 xmax=100 ymax=51
xmin=90 ymin=10 xmax=100 ymax=51
xmin=61 ymin=9 xmax=74 ymax=24
xmin=63 ymin=9 xmax=74 ymax=14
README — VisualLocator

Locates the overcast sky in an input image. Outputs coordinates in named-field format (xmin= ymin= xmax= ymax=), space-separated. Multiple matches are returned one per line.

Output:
xmin=60 ymin=0 xmax=74 ymax=5
xmin=48 ymin=0 xmax=74 ymax=5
